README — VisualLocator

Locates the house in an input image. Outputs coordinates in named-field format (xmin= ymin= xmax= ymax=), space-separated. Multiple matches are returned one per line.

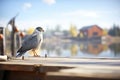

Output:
xmin=79 ymin=25 xmax=103 ymax=39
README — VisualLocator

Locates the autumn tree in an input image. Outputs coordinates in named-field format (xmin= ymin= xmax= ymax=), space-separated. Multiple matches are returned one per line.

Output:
xmin=27 ymin=27 xmax=35 ymax=34
xmin=69 ymin=24 xmax=78 ymax=37
xmin=102 ymin=29 xmax=108 ymax=36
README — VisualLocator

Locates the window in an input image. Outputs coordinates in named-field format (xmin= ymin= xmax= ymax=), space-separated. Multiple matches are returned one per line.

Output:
xmin=93 ymin=32 xmax=98 ymax=36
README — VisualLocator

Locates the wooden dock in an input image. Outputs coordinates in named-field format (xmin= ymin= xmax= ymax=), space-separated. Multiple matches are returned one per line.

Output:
xmin=0 ymin=57 xmax=120 ymax=80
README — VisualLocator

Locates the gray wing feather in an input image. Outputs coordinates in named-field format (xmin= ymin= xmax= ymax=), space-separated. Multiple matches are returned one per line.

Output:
xmin=22 ymin=33 xmax=39 ymax=51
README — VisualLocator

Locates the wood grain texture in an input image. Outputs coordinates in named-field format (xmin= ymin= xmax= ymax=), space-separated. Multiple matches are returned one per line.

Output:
xmin=0 ymin=57 xmax=120 ymax=79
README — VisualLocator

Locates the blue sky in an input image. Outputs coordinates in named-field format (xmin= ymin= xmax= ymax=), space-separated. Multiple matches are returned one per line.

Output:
xmin=0 ymin=0 xmax=120 ymax=30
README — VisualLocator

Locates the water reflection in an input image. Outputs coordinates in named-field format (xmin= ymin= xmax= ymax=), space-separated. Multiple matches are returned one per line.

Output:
xmin=80 ymin=42 xmax=104 ymax=55
xmin=109 ymin=43 xmax=120 ymax=56
xmin=40 ymin=41 xmax=120 ymax=58
xmin=70 ymin=44 xmax=78 ymax=56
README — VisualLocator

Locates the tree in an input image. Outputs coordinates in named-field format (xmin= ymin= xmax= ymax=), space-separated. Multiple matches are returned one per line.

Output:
xmin=27 ymin=27 xmax=35 ymax=34
xmin=108 ymin=24 xmax=120 ymax=36
xmin=69 ymin=24 xmax=78 ymax=37
xmin=102 ymin=29 xmax=108 ymax=36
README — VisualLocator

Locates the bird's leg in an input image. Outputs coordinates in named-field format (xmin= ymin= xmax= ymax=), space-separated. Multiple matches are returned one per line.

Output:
xmin=32 ymin=49 xmax=40 ymax=57
xmin=32 ymin=49 xmax=37 ymax=56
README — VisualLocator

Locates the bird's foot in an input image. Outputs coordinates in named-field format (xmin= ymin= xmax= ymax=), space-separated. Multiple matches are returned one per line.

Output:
xmin=34 ymin=55 xmax=40 ymax=57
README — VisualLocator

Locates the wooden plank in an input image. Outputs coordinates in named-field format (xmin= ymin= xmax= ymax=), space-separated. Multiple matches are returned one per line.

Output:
xmin=0 ymin=55 xmax=7 ymax=61
xmin=0 ymin=70 xmax=4 ymax=80
xmin=46 ymin=74 xmax=119 ymax=80
xmin=0 ymin=57 xmax=120 ymax=70
xmin=0 ymin=57 xmax=120 ymax=79
xmin=0 ymin=64 xmax=34 ymax=71
xmin=47 ymin=67 xmax=120 ymax=79
xmin=0 ymin=64 xmax=74 ymax=72
xmin=3 ymin=71 xmax=46 ymax=80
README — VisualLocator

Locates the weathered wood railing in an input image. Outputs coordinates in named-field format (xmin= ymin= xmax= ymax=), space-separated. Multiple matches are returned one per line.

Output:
xmin=0 ymin=57 xmax=120 ymax=80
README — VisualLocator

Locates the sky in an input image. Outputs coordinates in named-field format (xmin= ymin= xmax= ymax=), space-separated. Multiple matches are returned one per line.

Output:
xmin=0 ymin=0 xmax=120 ymax=30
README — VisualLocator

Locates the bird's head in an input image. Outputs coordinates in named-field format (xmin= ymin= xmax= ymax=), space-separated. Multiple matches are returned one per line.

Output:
xmin=36 ymin=27 xmax=44 ymax=32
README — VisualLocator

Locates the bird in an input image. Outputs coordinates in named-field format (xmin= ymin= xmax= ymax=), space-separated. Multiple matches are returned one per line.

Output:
xmin=16 ymin=27 xmax=44 ymax=57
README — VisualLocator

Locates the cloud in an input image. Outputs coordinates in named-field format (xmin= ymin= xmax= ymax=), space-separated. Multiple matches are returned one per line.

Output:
xmin=62 ymin=10 xmax=99 ymax=18
xmin=42 ymin=0 xmax=56 ymax=5
xmin=23 ymin=3 xmax=32 ymax=11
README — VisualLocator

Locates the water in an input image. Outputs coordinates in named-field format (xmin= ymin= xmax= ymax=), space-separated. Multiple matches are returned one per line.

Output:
xmin=25 ymin=40 xmax=120 ymax=58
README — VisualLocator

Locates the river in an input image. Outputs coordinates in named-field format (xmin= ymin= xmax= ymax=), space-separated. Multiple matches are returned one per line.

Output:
xmin=26 ymin=40 xmax=120 ymax=58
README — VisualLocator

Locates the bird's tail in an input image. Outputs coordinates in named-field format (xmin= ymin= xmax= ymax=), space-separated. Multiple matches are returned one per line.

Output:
xmin=16 ymin=51 xmax=26 ymax=57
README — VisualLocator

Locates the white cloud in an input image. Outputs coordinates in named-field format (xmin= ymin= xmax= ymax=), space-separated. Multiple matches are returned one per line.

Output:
xmin=23 ymin=3 xmax=32 ymax=11
xmin=42 ymin=0 xmax=56 ymax=5
xmin=62 ymin=10 xmax=99 ymax=18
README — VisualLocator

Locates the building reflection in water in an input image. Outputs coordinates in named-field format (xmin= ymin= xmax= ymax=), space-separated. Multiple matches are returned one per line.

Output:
xmin=40 ymin=40 xmax=120 ymax=57
xmin=79 ymin=42 xmax=107 ymax=55
xmin=41 ymin=40 xmax=115 ymax=57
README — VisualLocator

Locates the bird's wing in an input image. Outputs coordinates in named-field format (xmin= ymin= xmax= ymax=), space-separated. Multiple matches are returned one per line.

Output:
xmin=18 ymin=33 xmax=40 ymax=53
xmin=23 ymin=33 xmax=39 ymax=49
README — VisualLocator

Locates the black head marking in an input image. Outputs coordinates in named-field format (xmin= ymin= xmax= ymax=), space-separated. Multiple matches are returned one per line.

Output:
xmin=36 ymin=27 xmax=44 ymax=32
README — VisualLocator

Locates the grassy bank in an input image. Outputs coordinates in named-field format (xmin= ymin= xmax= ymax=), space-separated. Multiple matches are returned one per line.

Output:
xmin=109 ymin=36 xmax=120 ymax=43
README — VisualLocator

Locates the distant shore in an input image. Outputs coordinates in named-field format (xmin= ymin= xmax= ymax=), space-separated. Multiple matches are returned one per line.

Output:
xmin=44 ymin=36 xmax=120 ymax=44
xmin=105 ymin=36 xmax=120 ymax=43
